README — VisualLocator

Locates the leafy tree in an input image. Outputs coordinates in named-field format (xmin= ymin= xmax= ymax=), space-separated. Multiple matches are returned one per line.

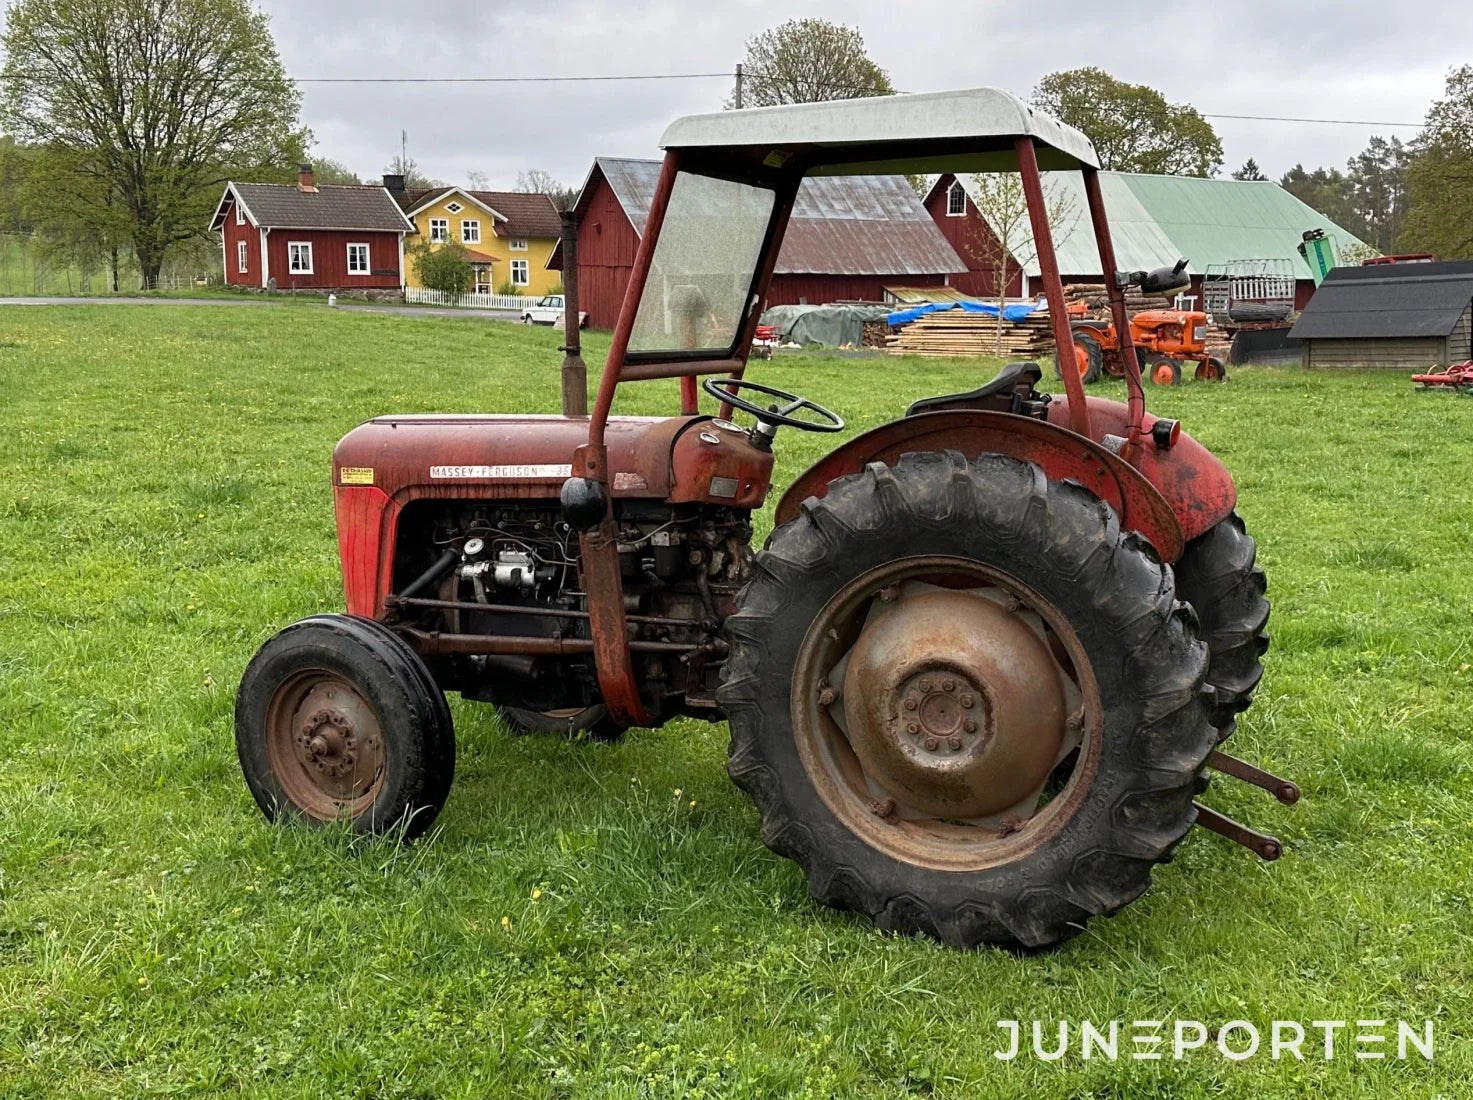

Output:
xmin=411 ymin=240 xmax=473 ymax=295
xmin=311 ymin=158 xmax=362 ymax=185
xmin=1347 ymin=135 xmax=1411 ymax=253
xmin=1402 ymin=65 xmax=1473 ymax=258
xmin=1031 ymin=68 xmax=1222 ymax=177
xmin=1279 ymin=164 xmax=1365 ymax=238
xmin=731 ymin=19 xmax=893 ymax=108
xmin=961 ymin=173 xmax=1081 ymax=354
xmin=1232 ymin=158 xmax=1268 ymax=181
xmin=1 ymin=0 xmax=307 ymax=287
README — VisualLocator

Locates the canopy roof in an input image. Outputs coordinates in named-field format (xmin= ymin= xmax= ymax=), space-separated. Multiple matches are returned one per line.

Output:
xmin=1289 ymin=261 xmax=1473 ymax=340
xmin=659 ymin=88 xmax=1099 ymax=175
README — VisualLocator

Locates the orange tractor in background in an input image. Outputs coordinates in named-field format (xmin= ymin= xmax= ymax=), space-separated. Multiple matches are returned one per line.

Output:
xmin=1057 ymin=272 xmax=1227 ymax=386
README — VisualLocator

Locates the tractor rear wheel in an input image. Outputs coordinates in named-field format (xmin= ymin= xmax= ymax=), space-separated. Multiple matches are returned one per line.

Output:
xmin=1054 ymin=330 xmax=1103 ymax=385
xmin=1172 ymin=512 xmax=1270 ymax=742
xmin=236 ymin=614 xmax=455 ymax=838
xmin=719 ymin=452 xmax=1214 ymax=950
xmin=1145 ymin=353 xmax=1183 ymax=386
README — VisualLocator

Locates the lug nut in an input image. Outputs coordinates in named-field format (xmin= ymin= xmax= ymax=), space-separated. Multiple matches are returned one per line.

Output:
xmin=942 ymin=679 xmax=955 ymax=692
xmin=964 ymin=719 xmax=977 ymax=734
xmin=948 ymin=736 xmax=962 ymax=751
xmin=817 ymin=687 xmax=836 ymax=707
xmin=878 ymin=585 xmax=899 ymax=602
xmin=903 ymin=698 xmax=918 ymax=711
xmin=960 ymin=694 xmax=975 ymax=708
xmin=918 ymin=679 xmax=932 ymax=693
xmin=907 ymin=722 xmax=920 ymax=735
xmin=924 ymin=737 xmax=939 ymax=752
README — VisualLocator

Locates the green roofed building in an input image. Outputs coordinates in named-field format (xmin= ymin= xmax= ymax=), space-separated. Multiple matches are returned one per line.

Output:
xmin=925 ymin=171 xmax=1370 ymax=311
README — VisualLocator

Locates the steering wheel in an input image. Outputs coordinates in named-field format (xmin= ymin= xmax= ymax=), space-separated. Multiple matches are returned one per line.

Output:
xmin=701 ymin=377 xmax=845 ymax=433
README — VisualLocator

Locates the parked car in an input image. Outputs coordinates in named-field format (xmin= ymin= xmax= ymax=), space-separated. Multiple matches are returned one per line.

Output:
xmin=519 ymin=294 xmax=587 ymax=328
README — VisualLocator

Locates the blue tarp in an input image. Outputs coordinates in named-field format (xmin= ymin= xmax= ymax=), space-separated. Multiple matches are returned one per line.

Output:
xmin=887 ymin=298 xmax=1046 ymax=327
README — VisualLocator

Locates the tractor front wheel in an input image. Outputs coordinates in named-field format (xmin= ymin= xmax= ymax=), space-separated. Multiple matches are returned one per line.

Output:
xmin=1146 ymin=353 xmax=1183 ymax=386
xmin=1195 ymin=357 xmax=1228 ymax=382
xmin=719 ymin=452 xmax=1215 ymax=950
xmin=236 ymin=615 xmax=455 ymax=838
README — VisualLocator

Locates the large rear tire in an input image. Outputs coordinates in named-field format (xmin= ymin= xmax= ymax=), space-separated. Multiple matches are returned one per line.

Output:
xmin=1172 ymin=512 xmax=1270 ymax=742
xmin=236 ymin=615 xmax=455 ymax=838
xmin=719 ymin=452 xmax=1215 ymax=950
xmin=1054 ymin=329 xmax=1103 ymax=385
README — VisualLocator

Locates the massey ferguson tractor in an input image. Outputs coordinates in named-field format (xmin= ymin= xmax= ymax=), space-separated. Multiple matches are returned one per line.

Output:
xmin=236 ymin=89 xmax=1293 ymax=950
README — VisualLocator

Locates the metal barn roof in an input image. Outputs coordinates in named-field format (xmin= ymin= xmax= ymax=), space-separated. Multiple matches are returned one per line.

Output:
xmin=659 ymin=87 xmax=1100 ymax=174
xmin=590 ymin=157 xmax=965 ymax=277
xmin=948 ymin=171 xmax=1369 ymax=279
xmin=1288 ymin=261 xmax=1473 ymax=340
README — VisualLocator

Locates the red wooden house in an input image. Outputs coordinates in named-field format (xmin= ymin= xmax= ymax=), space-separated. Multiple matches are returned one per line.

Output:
xmin=551 ymin=157 xmax=965 ymax=328
xmin=211 ymin=165 xmax=415 ymax=291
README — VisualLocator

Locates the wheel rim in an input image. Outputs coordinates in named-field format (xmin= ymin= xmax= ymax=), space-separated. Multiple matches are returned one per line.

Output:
xmin=1152 ymin=361 xmax=1177 ymax=385
xmin=791 ymin=556 xmax=1102 ymax=872
xmin=264 ymin=669 xmax=387 ymax=820
xmin=1072 ymin=342 xmax=1092 ymax=378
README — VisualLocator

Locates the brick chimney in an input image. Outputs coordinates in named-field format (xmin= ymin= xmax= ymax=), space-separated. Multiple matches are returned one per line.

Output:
xmin=382 ymin=173 xmax=406 ymax=195
xmin=297 ymin=163 xmax=317 ymax=193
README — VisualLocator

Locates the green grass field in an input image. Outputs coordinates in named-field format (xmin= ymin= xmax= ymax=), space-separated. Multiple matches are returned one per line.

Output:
xmin=1 ymin=303 xmax=1470 ymax=1097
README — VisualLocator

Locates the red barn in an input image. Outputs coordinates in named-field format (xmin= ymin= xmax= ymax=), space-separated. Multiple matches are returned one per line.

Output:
xmin=552 ymin=157 xmax=965 ymax=328
xmin=210 ymin=165 xmax=415 ymax=291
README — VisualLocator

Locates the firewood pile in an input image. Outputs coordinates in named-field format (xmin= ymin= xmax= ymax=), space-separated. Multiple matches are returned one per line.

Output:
xmin=861 ymin=320 xmax=895 ymax=348
xmin=1063 ymin=283 xmax=1176 ymax=315
xmin=886 ymin=308 xmax=1055 ymax=358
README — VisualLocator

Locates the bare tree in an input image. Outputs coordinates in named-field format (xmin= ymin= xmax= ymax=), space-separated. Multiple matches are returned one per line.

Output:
xmin=731 ymin=19 xmax=892 ymax=108
xmin=516 ymin=169 xmax=577 ymax=211
xmin=1 ymin=0 xmax=306 ymax=287
xmin=466 ymin=169 xmax=491 ymax=190
xmin=383 ymin=155 xmax=433 ymax=190
xmin=961 ymin=173 xmax=1081 ymax=354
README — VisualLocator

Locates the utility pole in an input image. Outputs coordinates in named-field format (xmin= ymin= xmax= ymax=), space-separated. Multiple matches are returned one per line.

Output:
xmin=558 ymin=208 xmax=587 ymax=417
xmin=401 ymin=130 xmax=407 ymax=174
xmin=734 ymin=64 xmax=744 ymax=109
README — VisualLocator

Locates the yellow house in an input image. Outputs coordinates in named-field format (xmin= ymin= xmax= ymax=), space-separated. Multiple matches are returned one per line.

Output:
xmin=394 ymin=184 xmax=562 ymax=296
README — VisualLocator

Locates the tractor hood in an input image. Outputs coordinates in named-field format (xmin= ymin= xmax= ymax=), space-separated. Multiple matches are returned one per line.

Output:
xmin=332 ymin=413 xmax=773 ymax=510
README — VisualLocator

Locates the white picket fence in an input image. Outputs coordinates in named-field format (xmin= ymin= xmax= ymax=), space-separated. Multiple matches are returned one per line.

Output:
xmin=405 ymin=286 xmax=530 ymax=311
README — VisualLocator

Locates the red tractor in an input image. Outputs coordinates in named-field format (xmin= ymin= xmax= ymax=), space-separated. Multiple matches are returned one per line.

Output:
xmin=1060 ymin=294 xmax=1227 ymax=386
xmin=236 ymin=89 xmax=1292 ymax=950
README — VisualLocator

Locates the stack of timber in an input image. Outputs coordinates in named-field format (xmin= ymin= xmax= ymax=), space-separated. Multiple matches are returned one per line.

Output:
xmin=886 ymin=308 xmax=1055 ymax=358
xmin=861 ymin=320 xmax=896 ymax=348
xmin=1063 ymin=283 xmax=1176 ymax=315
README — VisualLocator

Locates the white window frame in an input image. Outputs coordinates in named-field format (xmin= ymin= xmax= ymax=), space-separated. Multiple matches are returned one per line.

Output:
xmin=947 ymin=181 xmax=966 ymax=217
xmin=429 ymin=217 xmax=449 ymax=243
xmin=510 ymin=259 xmax=530 ymax=286
xmin=236 ymin=240 xmax=248 ymax=273
xmin=235 ymin=202 xmax=245 ymax=226
xmin=288 ymin=241 xmax=313 ymax=274
xmin=473 ymin=264 xmax=492 ymax=293
xmin=346 ymin=242 xmax=371 ymax=275
xmin=445 ymin=201 xmax=464 ymax=214
xmin=509 ymin=238 xmax=528 ymax=251
xmin=460 ymin=219 xmax=480 ymax=244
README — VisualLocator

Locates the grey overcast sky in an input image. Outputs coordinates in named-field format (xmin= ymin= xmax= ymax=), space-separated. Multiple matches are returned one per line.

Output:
xmin=256 ymin=0 xmax=1470 ymax=191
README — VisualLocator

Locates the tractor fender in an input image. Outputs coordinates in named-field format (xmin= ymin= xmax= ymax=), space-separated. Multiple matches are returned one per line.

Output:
xmin=1046 ymin=396 xmax=1237 ymax=545
xmin=773 ymin=410 xmax=1192 ymax=563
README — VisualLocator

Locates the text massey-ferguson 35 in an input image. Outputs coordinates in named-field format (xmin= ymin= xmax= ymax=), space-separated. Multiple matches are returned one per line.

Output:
xmin=236 ymin=89 xmax=1295 ymax=950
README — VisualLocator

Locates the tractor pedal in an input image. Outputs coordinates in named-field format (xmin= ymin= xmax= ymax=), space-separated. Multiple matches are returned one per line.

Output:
xmin=1193 ymin=802 xmax=1282 ymax=861
xmin=1208 ymin=750 xmax=1301 ymax=806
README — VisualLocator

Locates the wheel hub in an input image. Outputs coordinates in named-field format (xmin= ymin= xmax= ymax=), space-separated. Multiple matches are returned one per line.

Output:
xmin=839 ymin=588 xmax=1067 ymax=820
xmin=296 ymin=708 xmax=359 ymax=778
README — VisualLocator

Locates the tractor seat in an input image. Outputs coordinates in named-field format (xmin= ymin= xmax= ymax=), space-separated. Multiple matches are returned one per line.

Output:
xmin=905 ymin=361 xmax=1042 ymax=416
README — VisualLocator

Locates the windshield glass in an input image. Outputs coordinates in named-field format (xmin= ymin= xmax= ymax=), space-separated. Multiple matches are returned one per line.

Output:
xmin=629 ymin=172 xmax=775 ymax=355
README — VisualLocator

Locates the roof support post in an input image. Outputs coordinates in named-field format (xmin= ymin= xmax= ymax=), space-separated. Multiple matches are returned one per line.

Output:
xmin=1082 ymin=166 xmax=1146 ymax=445
xmin=1015 ymin=137 xmax=1091 ymax=440
xmin=558 ymin=208 xmax=587 ymax=417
